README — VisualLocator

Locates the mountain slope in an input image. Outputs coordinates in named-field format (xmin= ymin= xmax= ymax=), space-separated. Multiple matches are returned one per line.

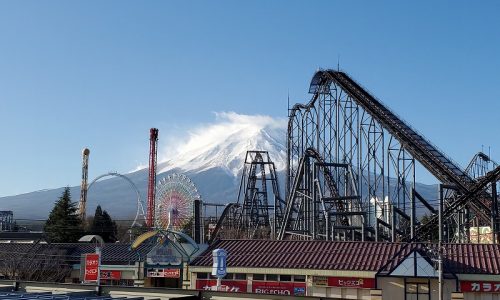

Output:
xmin=0 ymin=112 xmax=439 ymax=222
xmin=0 ymin=113 xmax=288 ymax=220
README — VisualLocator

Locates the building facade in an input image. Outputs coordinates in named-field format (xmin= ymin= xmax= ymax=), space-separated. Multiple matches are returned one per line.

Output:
xmin=188 ymin=240 xmax=500 ymax=300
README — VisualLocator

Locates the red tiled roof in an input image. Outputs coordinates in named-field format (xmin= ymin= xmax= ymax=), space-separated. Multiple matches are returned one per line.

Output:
xmin=190 ymin=240 xmax=500 ymax=275
xmin=445 ymin=243 xmax=500 ymax=274
xmin=190 ymin=240 xmax=408 ymax=271
xmin=0 ymin=242 xmax=155 ymax=265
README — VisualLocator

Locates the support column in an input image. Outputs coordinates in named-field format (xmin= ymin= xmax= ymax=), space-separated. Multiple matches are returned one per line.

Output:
xmin=438 ymin=184 xmax=444 ymax=300
xmin=492 ymin=181 xmax=499 ymax=244
xmin=410 ymin=187 xmax=416 ymax=240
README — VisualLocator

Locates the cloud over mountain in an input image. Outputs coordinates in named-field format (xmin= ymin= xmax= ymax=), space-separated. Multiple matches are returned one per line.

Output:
xmin=157 ymin=112 xmax=287 ymax=176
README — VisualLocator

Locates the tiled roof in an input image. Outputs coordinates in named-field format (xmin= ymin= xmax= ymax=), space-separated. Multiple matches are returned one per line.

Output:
xmin=445 ymin=243 xmax=500 ymax=274
xmin=0 ymin=242 xmax=155 ymax=265
xmin=190 ymin=240 xmax=407 ymax=271
xmin=0 ymin=232 xmax=46 ymax=240
xmin=54 ymin=242 xmax=154 ymax=264
xmin=190 ymin=240 xmax=500 ymax=275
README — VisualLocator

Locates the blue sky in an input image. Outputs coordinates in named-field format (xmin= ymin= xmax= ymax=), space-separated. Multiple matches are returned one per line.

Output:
xmin=0 ymin=1 xmax=499 ymax=196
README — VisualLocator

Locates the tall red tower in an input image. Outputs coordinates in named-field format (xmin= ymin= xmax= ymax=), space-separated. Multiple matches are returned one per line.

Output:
xmin=147 ymin=128 xmax=159 ymax=227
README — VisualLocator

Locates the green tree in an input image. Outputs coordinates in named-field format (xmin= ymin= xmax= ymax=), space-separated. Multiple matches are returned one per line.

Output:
xmin=44 ymin=187 xmax=84 ymax=243
xmin=89 ymin=205 xmax=118 ymax=243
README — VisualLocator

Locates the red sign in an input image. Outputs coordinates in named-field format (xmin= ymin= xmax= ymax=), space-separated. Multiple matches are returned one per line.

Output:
xmin=84 ymin=253 xmax=100 ymax=282
xmin=196 ymin=279 xmax=247 ymax=292
xmin=100 ymin=270 xmax=121 ymax=280
xmin=327 ymin=277 xmax=375 ymax=289
xmin=147 ymin=268 xmax=180 ymax=278
xmin=461 ymin=281 xmax=500 ymax=293
xmin=164 ymin=269 xmax=180 ymax=278
xmin=252 ymin=281 xmax=306 ymax=296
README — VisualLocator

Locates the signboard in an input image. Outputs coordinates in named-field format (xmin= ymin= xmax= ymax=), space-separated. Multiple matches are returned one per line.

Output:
xmin=327 ymin=277 xmax=375 ymax=289
xmin=100 ymin=270 xmax=121 ymax=280
xmin=312 ymin=276 xmax=375 ymax=289
xmin=252 ymin=282 xmax=306 ymax=296
xmin=461 ymin=281 xmax=500 ymax=293
xmin=470 ymin=227 xmax=493 ymax=244
xmin=84 ymin=253 xmax=100 ymax=282
xmin=146 ymin=241 xmax=182 ymax=266
xmin=313 ymin=276 xmax=328 ymax=286
xmin=196 ymin=279 xmax=246 ymax=292
xmin=147 ymin=268 xmax=181 ymax=278
xmin=211 ymin=249 xmax=227 ymax=277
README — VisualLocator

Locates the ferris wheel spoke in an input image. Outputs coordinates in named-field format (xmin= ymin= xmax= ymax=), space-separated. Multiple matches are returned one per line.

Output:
xmin=154 ymin=173 xmax=199 ymax=230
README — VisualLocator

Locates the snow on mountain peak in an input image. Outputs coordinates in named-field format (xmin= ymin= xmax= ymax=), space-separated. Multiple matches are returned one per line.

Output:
xmin=157 ymin=112 xmax=287 ymax=176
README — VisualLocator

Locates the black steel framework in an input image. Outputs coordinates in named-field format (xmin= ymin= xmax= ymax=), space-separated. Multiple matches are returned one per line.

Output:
xmin=210 ymin=151 xmax=283 ymax=241
xmin=236 ymin=151 xmax=284 ymax=238
xmin=0 ymin=211 xmax=13 ymax=231
xmin=208 ymin=70 xmax=498 ymax=244
xmin=279 ymin=70 xmax=498 ymax=242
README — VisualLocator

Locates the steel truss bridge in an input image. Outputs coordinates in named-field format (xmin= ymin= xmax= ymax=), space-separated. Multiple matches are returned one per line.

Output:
xmin=212 ymin=70 xmax=500 ymax=243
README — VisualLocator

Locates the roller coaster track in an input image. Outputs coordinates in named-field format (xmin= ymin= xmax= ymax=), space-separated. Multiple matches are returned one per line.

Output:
xmin=465 ymin=152 xmax=499 ymax=179
xmin=238 ymin=152 xmax=270 ymax=237
xmin=278 ymin=147 xmax=354 ymax=239
xmin=313 ymin=71 xmax=492 ymax=220
xmin=208 ymin=203 xmax=239 ymax=244
xmin=209 ymin=151 xmax=284 ymax=242
xmin=318 ymin=71 xmax=472 ymax=190
xmin=416 ymin=166 xmax=500 ymax=238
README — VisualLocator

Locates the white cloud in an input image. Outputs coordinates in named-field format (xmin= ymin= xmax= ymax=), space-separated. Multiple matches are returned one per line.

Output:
xmin=158 ymin=112 xmax=285 ymax=161
xmin=131 ymin=112 xmax=287 ymax=175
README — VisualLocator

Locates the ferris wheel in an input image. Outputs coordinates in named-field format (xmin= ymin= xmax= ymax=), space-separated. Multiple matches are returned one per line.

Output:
xmin=154 ymin=173 xmax=200 ymax=230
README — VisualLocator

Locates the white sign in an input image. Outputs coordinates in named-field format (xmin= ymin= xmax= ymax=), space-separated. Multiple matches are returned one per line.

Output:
xmin=211 ymin=248 xmax=227 ymax=277
xmin=146 ymin=241 xmax=182 ymax=266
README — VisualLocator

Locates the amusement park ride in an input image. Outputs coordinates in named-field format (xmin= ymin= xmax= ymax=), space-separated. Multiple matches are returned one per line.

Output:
xmin=77 ymin=69 xmax=500 ymax=246
xmin=211 ymin=70 xmax=500 ymax=244
xmin=77 ymin=128 xmax=203 ymax=254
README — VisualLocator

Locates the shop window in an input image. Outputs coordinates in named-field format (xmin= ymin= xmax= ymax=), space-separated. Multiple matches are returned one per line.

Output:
xmin=266 ymin=274 xmax=278 ymax=281
xmin=101 ymin=279 xmax=134 ymax=286
xmin=234 ymin=273 xmax=246 ymax=280
xmin=119 ymin=279 xmax=135 ymax=286
xmin=197 ymin=273 xmax=209 ymax=279
xmin=253 ymin=274 xmax=265 ymax=281
xmin=226 ymin=273 xmax=234 ymax=279
xmin=294 ymin=275 xmax=306 ymax=282
xmin=279 ymin=275 xmax=292 ymax=282
xmin=405 ymin=282 xmax=430 ymax=300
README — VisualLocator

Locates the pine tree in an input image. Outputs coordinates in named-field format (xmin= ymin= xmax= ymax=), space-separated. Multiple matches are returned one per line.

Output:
xmin=90 ymin=205 xmax=117 ymax=243
xmin=44 ymin=187 xmax=84 ymax=243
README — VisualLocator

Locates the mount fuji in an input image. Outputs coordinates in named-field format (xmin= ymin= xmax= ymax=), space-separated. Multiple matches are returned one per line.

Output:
xmin=0 ymin=112 xmax=289 ymax=220
xmin=156 ymin=112 xmax=287 ymax=177
xmin=0 ymin=112 xmax=438 ymax=222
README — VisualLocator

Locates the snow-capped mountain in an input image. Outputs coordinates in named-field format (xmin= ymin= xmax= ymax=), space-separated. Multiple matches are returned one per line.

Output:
xmin=0 ymin=112 xmax=439 ymax=221
xmin=156 ymin=112 xmax=288 ymax=176
xmin=0 ymin=112 xmax=289 ymax=220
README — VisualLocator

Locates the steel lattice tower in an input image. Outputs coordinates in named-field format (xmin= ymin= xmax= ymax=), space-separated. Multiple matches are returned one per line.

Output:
xmin=146 ymin=128 xmax=159 ymax=228
xmin=78 ymin=148 xmax=90 ymax=220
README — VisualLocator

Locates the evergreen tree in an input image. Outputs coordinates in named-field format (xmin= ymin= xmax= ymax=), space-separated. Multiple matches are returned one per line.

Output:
xmin=44 ymin=187 xmax=84 ymax=243
xmin=90 ymin=205 xmax=118 ymax=243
